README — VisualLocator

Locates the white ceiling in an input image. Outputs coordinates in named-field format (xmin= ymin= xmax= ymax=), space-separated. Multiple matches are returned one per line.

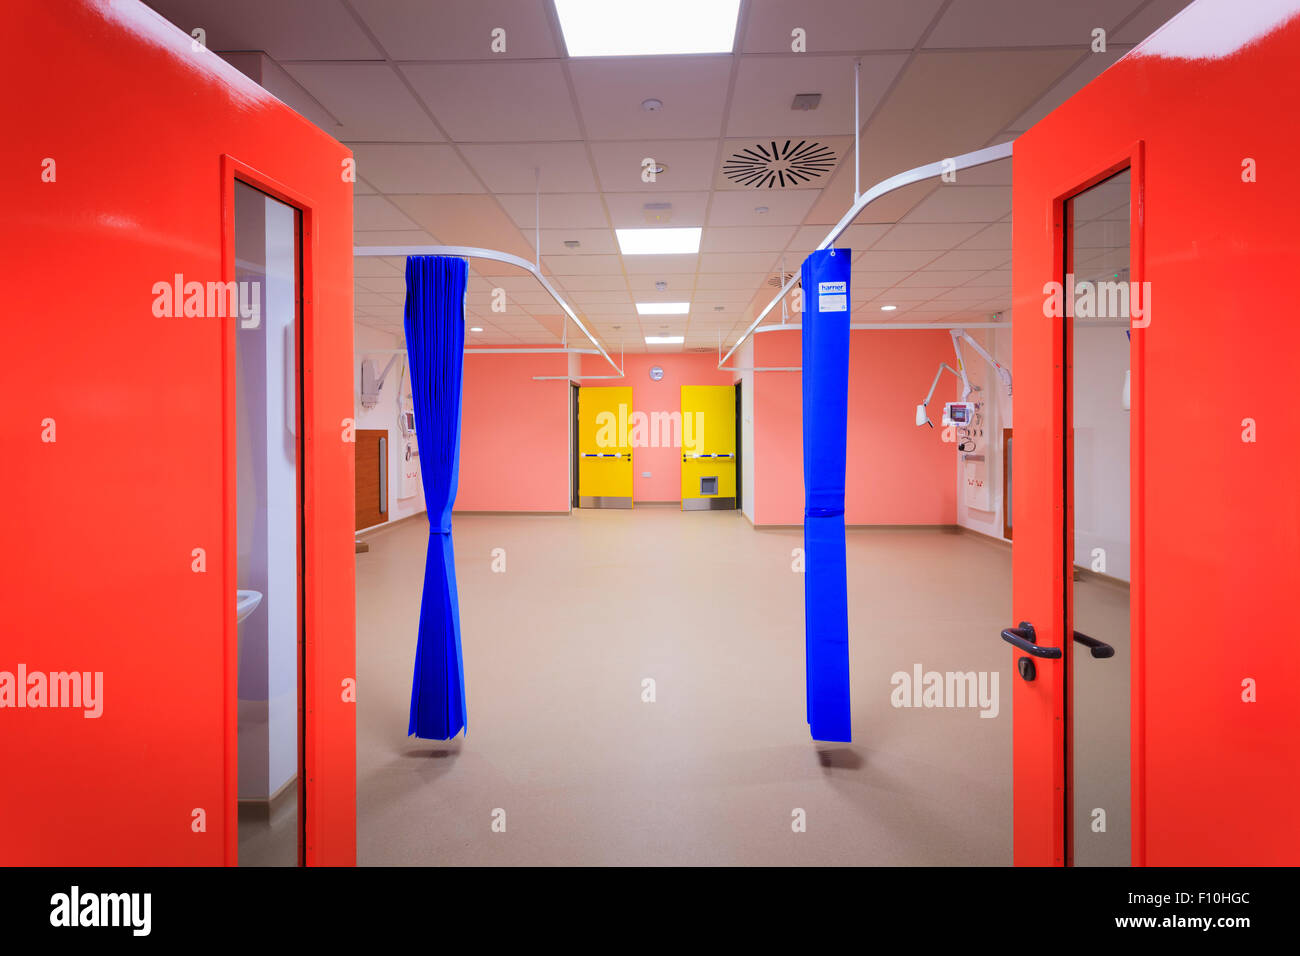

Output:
xmin=145 ymin=0 xmax=1193 ymax=352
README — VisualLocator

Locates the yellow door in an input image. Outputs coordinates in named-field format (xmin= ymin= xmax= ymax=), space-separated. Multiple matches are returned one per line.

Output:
xmin=680 ymin=385 xmax=736 ymax=510
xmin=578 ymin=386 xmax=633 ymax=508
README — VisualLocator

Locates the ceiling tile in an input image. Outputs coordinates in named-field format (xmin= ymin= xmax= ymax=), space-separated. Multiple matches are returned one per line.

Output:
xmin=804 ymin=49 xmax=1079 ymax=224
xmin=532 ymin=228 xmax=618 ymax=255
xmin=895 ymin=270 xmax=984 ymax=288
xmin=852 ymin=249 xmax=941 ymax=271
xmin=961 ymin=270 xmax=1012 ymax=289
xmin=554 ymin=274 xmax=629 ymax=291
xmin=498 ymin=192 xmax=609 ymax=229
xmin=589 ymin=141 xmax=720 ymax=192
xmin=624 ymin=253 xmax=700 ymax=275
xmin=1113 ymin=0 xmax=1197 ymax=42
xmin=925 ymin=0 xmax=1140 ymax=48
xmin=280 ymin=63 xmax=442 ymax=141
xmin=354 ymin=195 xmax=421 ymax=230
xmin=352 ymin=229 xmax=439 ymax=246
xmin=725 ymin=54 xmax=905 ymax=138
xmin=602 ymin=191 xmax=710 ymax=229
xmin=872 ymin=222 xmax=986 ymax=250
xmin=350 ymin=144 xmax=482 ymax=193
xmin=542 ymin=254 xmax=624 ymax=276
xmin=144 ymin=0 xmax=381 ymax=59
xmin=902 ymin=185 xmax=1012 ymax=223
xmin=925 ymin=249 xmax=1012 ymax=270
xmin=460 ymin=142 xmax=598 ymax=192
xmin=625 ymin=274 xmax=697 ymax=292
xmin=708 ymin=189 xmax=817 ymax=226
xmin=349 ymin=0 xmax=560 ymax=60
xmin=741 ymin=0 xmax=946 ymax=52
xmin=569 ymin=57 xmax=732 ymax=139
xmin=387 ymin=194 xmax=534 ymax=259
xmin=1006 ymin=47 xmax=1134 ymax=132
xmin=957 ymin=222 xmax=1013 ymax=250
xmin=699 ymin=252 xmax=778 ymax=273
xmin=401 ymin=61 xmax=581 ymax=141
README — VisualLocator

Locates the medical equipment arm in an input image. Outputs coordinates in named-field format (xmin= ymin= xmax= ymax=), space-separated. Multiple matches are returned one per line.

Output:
xmin=950 ymin=328 xmax=1012 ymax=399
xmin=916 ymin=362 xmax=961 ymax=428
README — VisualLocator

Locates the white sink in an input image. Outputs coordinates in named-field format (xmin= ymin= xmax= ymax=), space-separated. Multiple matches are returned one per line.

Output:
xmin=236 ymin=589 xmax=263 ymax=623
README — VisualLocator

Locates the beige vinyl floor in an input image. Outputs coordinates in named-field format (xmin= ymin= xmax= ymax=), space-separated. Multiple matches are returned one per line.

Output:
xmin=353 ymin=508 xmax=1022 ymax=866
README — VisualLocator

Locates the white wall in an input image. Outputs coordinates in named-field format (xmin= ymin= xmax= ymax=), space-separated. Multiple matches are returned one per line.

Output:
xmin=956 ymin=326 xmax=1013 ymax=541
xmin=1072 ymin=326 xmax=1131 ymax=581
xmin=736 ymin=337 xmax=755 ymax=522
xmin=354 ymin=322 xmax=426 ymax=527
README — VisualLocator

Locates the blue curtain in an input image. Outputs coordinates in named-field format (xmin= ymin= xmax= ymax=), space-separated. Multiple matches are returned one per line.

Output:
xmin=801 ymin=247 xmax=852 ymax=742
xmin=404 ymin=256 xmax=468 ymax=740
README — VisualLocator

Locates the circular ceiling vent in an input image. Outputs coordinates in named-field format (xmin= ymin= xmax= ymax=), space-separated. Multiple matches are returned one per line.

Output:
xmin=766 ymin=271 xmax=800 ymax=289
xmin=724 ymin=140 xmax=837 ymax=188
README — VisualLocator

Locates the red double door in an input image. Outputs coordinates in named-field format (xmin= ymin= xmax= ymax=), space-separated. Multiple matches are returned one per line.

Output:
xmin=1009 ymin=6 xmax=1300 ymax=865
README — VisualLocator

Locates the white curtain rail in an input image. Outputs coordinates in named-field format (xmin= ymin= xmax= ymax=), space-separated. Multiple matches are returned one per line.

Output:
xmin=352 ymin=244 xmax=623 ymax=375
xmin=361 ymin=347 xmax=602 ymax=356
xmin=718 ymin=140 xmax=1016 ymax=369
xmin=531 ymin=374 xmax=627 ymax=381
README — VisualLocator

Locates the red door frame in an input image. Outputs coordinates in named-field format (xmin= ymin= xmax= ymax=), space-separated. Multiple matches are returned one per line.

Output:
xmin=8 ymin=0 xmax=356 ymax=866
xmin=1013 ymin=2 xmax=1300 ymax=867
xmin=220 ymin=155 xmax=320 ymax=866
xmin=1013 ymin=135 xmax=1146 ymax=867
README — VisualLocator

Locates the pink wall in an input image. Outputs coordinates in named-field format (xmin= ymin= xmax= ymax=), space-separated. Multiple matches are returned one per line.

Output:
xmin=752 ymin=329 xmax=958 ymax=526
xmin=456 ymin=350 xmax=570 ymax=512
xmin=582 ymin=352 xmax=736 ymax=502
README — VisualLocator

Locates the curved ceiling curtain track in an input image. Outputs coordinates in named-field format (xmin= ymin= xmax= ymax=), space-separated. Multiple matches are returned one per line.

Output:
xmin=719 ymin=140 xmax=1016 ymax=367
xmin=352 ymin=141 xmax=1015 ymax=371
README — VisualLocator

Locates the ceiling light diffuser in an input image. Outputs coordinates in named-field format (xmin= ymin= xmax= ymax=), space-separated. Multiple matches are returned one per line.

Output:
xmin=616 ymin=227 xmax=702 ymax=255
xmin=880 ymin=305 xmax=897 ymax=312
xmin=645 ymin=335 xmax=685 ymax=345
xmin=636 ymin=302 xmax=690 ymax=315
xmin=555 ymin=0 xmax=741 ymax=57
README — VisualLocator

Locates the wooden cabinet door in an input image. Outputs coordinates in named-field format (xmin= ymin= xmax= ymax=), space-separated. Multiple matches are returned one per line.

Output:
xmin=355 ymin=429 xmax=388 ymax=530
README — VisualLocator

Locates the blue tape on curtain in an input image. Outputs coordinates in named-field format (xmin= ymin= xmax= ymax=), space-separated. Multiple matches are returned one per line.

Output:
xmin=403 ymin=256 xmax=468 ymax=740
xmin=801 ymin=247 xmax=852 ymax=743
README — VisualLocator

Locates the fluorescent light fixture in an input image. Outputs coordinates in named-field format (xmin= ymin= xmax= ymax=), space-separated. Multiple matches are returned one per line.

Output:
xmin=616 ymin=227 xmax=702 ymax=255
xmin=636 ymin=302 xmax=690 ymax=315
xmin=470 ymin=326 xmax=484 ymax=331
xmin=555 ymin=0 xmax=741 ymax=57
xmin=880 ymin=305 xmax=897 ymax=311
xmin=645 ymin=335 xmax=685 ymax=345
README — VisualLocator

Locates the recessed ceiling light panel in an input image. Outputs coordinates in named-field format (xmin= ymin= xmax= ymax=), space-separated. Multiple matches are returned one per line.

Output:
xmin=637 ymin=302 xmax=690 ymax=315
xmin=556 ymin=0 xmax=741 ymax=57
xmin=615 ymin=227 xmax=701 ymax=255
xmin=645 ymin=335 xmax=685 ymax=345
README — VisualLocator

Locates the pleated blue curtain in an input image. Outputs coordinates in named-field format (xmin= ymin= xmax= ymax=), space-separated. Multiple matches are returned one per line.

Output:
xmin=801 ymin=247 xmax=853 ymax=743
xmin=403 ymin=255 xmax=468 ymax=740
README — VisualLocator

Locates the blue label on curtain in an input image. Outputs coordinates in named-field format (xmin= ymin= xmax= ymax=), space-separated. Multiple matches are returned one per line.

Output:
xmin=801 ymin=248 xmax=852 ymax=743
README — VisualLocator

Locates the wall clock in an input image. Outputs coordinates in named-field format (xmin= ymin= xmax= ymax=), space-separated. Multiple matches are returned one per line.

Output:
xmin=649 ymin=365 xmax=664 ymax=381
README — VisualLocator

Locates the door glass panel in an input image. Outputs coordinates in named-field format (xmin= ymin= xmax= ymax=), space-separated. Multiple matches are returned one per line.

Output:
xmin=234 ymin=181 xmax=302 ymax=866
xmin=1067 ymin=169 xmax=1131 ymax=867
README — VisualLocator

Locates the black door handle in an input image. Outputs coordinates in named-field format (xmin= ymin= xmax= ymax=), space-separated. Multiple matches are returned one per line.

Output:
xmin=1073 ymin=630 xmax=1115 ymax=659
xmin=1000 ymin=621 xmax=1062 ymax=659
